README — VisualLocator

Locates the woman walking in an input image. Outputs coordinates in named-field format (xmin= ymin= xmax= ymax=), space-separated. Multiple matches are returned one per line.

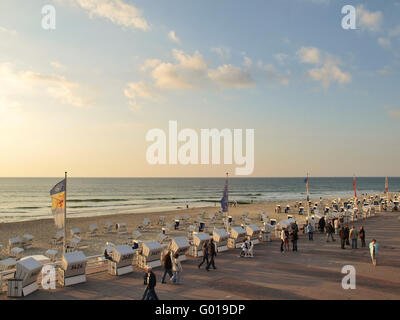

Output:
xmin=359 ymin=226 xmax=366 ymax=248
xmin=171 ymin=253 xmax=182 ymax=284
xmin=198 ymin=242 xmax=209 ymax=268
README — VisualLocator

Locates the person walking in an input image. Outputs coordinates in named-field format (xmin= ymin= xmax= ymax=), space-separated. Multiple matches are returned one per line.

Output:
xmin=290 ymin=228 xmax=298 ymax=252
xmin=334 ymin=218 xmax=340 ymax=235
xmin=161 ymin=250 xmax=173 ymax=283
xmin=344 ymin=224 xmax=350 ymax=246
xmin=369 ymin=239 xmax=379 ymax=266
xmin=198 ymin=242 xmax=209 ymax=268
xmin=240 ymin=238 xmax=249 ymax=257
xmin=319 ymin=216 xmax=326 ymax=233
xmin=280 ymin=228 xmax=286 ymax=252
xmin=206 ymin=238 xmax=217 ymax=271
xmin=325 ymin=222 xmax=335 ymax=242
xmin=359 ymin=226 xmax=366 ymax=248
xmin=307 ymin=223 xmax=314 ymax=241
xmin=349 ymin=225 xmax=358 ymax=249
xmin=339 ymin=227 xmax=346 ymax=249
xmin=141 ymin=267 xmax=158 ymax=300
xmin=171 ymin=253 xmax=182 ymax=284
xmin=284 ymin=228 xmax=290 ymax=251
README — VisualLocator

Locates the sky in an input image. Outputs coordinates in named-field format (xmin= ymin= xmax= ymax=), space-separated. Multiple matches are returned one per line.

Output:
xmin=0 ymin=0 xmax=399 ymax=177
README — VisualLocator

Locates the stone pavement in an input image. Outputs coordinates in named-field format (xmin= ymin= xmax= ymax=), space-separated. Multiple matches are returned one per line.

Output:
xmin=2 ymin=212 xmax=400 ymax=300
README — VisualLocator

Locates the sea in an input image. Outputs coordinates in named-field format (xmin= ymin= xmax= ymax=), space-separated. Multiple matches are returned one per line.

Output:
xmin=0 ymin=177 xmax=398 ymax=223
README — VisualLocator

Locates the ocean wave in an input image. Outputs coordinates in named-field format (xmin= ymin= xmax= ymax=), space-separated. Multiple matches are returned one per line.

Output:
xmin=68 ymin=198 xmax=129 ymax=203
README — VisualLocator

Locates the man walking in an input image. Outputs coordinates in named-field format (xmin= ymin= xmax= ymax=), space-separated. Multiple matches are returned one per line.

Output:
xmin=161 ymin=250 xmax=173 ymax=283
xmin=142 ymin=267 xmax=158 ymax=300
xmin=349 ymin=225 xmax=358 ymax=249
xmin=319 ymin=216 xmax=326 ymax=233
xmin=290 ymin=228 xmax=298 ymax=252
xmin=206 ymin=238 xmax=217 ymax=271
xmin=307 ymin=222 xmax=314 ymax=241
xmin=359 ymin=226 xmax=366 ymax=248
xmin=325 ymin=222 xmax=335 ymax=242
xmin=198 ymin=242 xmax=209 ymax=268
xmin=339 ymin=227 xmax=346 ymax=249
xmin=344 ymin=224 xmax=350 ymax=246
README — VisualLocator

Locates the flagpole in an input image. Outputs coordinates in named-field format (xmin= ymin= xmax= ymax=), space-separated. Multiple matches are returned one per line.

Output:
xmin=63 ymin=171 xmax=67 ymax=255
xmin=307 ymin=172 xmax=310 ymax=219
xmin=226 ymin=172 xmax=229 ymax=215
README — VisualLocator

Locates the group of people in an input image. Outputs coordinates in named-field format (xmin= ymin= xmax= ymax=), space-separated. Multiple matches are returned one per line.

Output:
xmin=338 ymin=225 xmax=366 ymax=249
xmin=240 ymin=237 xmax=254 ymax=257
xmin=280 ymin=221 xmax=299 ymax=252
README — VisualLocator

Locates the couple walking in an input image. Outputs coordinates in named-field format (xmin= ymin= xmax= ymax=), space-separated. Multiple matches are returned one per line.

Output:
xmin=161 ymin=250 xmax=183 ymax=284
xmin=198 ymin=238 xmax=217 ymax=271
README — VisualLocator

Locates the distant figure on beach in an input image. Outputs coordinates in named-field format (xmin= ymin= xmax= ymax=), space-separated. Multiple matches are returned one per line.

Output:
xmin=349 ymin=225 xmax=358 ymax=249
xmin=369 ymin=239 xmax=379 ymax=266
xmin=161 ymin=251 xmax=173 ymax=284
xmin=206 ymin=238 xmax=217 ymax=271
xmin=142 ymin=267 xmax=158 ymax=300
xmin=339 ymin=227 xmax=346 ymax=249
xmin=325 ymin=222 xmax=335 ymax=242
xmin=290 ymin=228 xmax=298 ymax=252
xmin=171 ymin=253 xmax=182 ymax=284
xmin=359 ymin=226 xmax=366 ymax=247
xmin=319 ymin=216 xmax=326 ymax=233
xmin=198 ymin=242 xmax=209 ymax=268
xmin=307 ymin=223 xmax=314 ymax=241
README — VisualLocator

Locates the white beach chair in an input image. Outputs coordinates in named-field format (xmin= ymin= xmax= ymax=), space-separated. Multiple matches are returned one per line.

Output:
xmin=7 ymin=237 xmax=22 ymax=254
xmin=51 ymin=231 xmax=64 ymax=246
xmin=184 ymin=214 xmax=191 ymax=221
xmin=45 ymin=249 xmax=58 ymax=262
xmin=158 ymin=216 xmax=166 ymax=226
xmin=10 ymin=247 xmax=24 ymax=259
xmin=143 ymin=218 xmax=151 ymax=228
xmin=241 ymin=211 xmax=249 ymax=220
xmin=22 ymin=234 xmax=34 ymax=249
xmin=70 ymin=228 xmax=81 ymax=237
xmin=104 ymin=222 xmax=114 ymax=233
xmin=66 ymin=236 xmax=81 ymax=252
xmin=87 ymin=224 xmax=99 ymax=237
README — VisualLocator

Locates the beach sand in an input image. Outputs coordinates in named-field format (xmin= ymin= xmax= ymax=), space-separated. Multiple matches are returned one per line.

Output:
xmin=0 ymin=199 xmax=317 ymax=258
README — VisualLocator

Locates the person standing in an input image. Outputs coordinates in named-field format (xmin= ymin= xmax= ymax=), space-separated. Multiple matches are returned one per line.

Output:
xmin=325 ymin=222 xmax=335 ymax=242
xmin=161 ymin=250 xmax=173 ymax=283
xmin=369 ymin=239 xmax=379 ymax=266
xmin=319 ymin=216 xmax=326 ymax=233
xmin=334 ymin=218 xmax=340 ymax=235
xmin=349 ymin=225 xmax=358 ymax=249
xmin=290 ymin=228 xmax=298 ymax=252
xmin=344 ymin=225 xmax=350 ymax=246
xmin=359 ymin=226 xmax=366 ymax=248
xmin=141 ymin=267 xmax=158 ymax=300
xmin=280 ymin=228 xmax=286 ymax=252
xmin=339 ymin=227 xmax=346 ymax=249
xmin=206 ymin=238 xmax=217 ymax=271
xmin=284 ymin=228 xmax=290 ymax=251
xmin=171 ymin=253 xmax=182 ymax=284
xmin=198 ymin=242 xmax=209 ymax=268
xmin=240 ymin=238 xmax=248 ymax=257
xmin=307 ymin=223 xmax=314 ymax=241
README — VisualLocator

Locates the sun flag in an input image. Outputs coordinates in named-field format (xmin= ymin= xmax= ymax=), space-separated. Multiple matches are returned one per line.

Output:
xmin=353 ymin=175 xmax=357 ymax=198
xmin=50 ymin=179 xmax=66 ymax=229
xmin=304 ymin=177 xmax=310 ymax=202
xmin=221 ymin=175 xmax=229 ymax=213
xmin=385 ymin=177 xmax=389 ymax=193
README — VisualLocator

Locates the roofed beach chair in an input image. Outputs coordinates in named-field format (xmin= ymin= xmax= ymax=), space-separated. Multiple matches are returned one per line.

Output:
xmin=70 ymin=228 xmax=81 ymax=237
xmin=104 ymin=222 xmax=114 ymax=233
xmin=184 ymin=214 xmax=191 ymax=221
xmin=45 ymin=249 xmax=58 ymax=262
xmin=7 ymin=237 xmax=22 ymax=254
xmin=158 ymin=216 xmax=166 ymax=226
xmin=22 ymin=234 xmax=34 ymax=249
xmin=241 ymin=211 xmax=249 ymax=220
xmin=87 ymin=224 xmax=99 ymax=237
xmin=66 ymin=236 xmax=81 ymax=252
xmin=116 ymin=222 xmax=128 ymax=235
xmin=157 ymin=233 xmax=169 ymax=244
xmin=208 ymin=212 xmax=215 ymax=220
xmin=143 ymin=218 xmax=151 ymax=228
xmin=51 ymin=231 xmax=64 ymax=247
xmin=10 ymin=247 xmax=24 ymax=259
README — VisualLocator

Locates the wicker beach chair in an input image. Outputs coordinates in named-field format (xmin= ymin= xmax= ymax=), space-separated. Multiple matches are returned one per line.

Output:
xmin=22 ymin=234 xmax=34 ymax=249
xmin=104 ymin=222 xmax=114 ymax=233
xmin=51 ymin=231 xmax=64 ymax=247
xmin=70 ymin=228 xmax=81 ymax=237
xmin=87 ymin=224 xmax=99 ymax=237
xmin=116 ymin=222 xmax=128 ymax=235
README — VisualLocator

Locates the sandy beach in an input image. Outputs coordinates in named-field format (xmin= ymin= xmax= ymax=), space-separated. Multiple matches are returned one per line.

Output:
xmin=0 ymin=199 xmax=322 ymax=258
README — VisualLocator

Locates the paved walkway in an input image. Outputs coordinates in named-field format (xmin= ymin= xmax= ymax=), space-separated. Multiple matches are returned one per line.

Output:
xmin=2 ymin=212 xmax=400 ymax=300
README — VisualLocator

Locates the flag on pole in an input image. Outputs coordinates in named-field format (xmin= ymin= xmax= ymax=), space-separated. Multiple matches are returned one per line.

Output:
xmin=304 ymin=176 xmax=310 ymax=202
xmin=221 ymin=174 xmax=229 ymax=213
xmin=385 ymin=177 xmax=389 ymax=193
xmin=50 ymin=179 xmax=66 ymax=229
xmin=353 ymin=175 xmax=357 ymax=198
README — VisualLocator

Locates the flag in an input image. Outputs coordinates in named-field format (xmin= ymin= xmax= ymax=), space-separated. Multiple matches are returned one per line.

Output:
xmin=304 ymin=177 xmax=310 ymax=202
xmin=221 ymin=176 xmax=228 ymax=212
xmin=353 ymin=175 xmax=357 ymax=198
xmin=50 ymin=179 xmax=66 ymax=229
xmin=385 ymin=177 xmax=389 ymax=193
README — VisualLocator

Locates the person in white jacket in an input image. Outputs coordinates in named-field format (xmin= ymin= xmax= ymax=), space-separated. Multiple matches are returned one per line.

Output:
xmin=171 ymin=252 xmax=182 ymax=284
xmin=369 ymin=239 xmax=379 ymax=266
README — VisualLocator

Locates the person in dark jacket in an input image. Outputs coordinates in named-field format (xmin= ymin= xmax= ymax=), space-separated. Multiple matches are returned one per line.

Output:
xmin=344 ymin=224 xmax=350 ymax=246
xmin=198 ymin=242 xmax=209 ymax=268
xmin=325 ymin=222 xmax=335 ymax=242
xmin=142 ymin=267 xmax=158 ymax=300
xmin=290 ymin=229 xmax=298 ymax=252
xmin=161 ymin=251 xmax=173 ymax=283
xmin=339 ymin=227 xmax=346 ymax=249
xmin=318 ymin=217 xmax=326 ymax=233
xmin=206 ymin=238 xmax=217 ymax=271
xmin=359 ymin=226 xmax=366 ymax=247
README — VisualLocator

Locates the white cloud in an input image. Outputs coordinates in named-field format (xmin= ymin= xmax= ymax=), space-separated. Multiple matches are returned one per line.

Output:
xmin=50 ymin=61 xmax=66 ymax=70
xmin=168 ymin=30 xmax=180 ymax=44
xmin=274 ymin=53 xmax=288 ymax=65
xmin=211 ymin=47 xmax=231 ymax=61
xmin=58 ymin=0 xmax=150 ymax=31
xmin=243 ymin=56 xmax=252 ymax=68
xmin=0 ymin=26 xmax=17 ymax=36
xmin=208 ymin=64 xmax=255 ymax=89
xmin=263 ymin=64 xmax=290 ymax=86
xmin=140 ymin=59 xmax=161 ymax=72
xmin=307 ymin=56 xmax=351 ymax=88
xmin=297 ymin=46 xmax=321 ymax=64
xmin=124 ymin=81 xmax=156 ymax=100
xmin=356 ymin=5 xmax=383 ymax=32
xmin=0 ymin=62 xmax=92 ymax=108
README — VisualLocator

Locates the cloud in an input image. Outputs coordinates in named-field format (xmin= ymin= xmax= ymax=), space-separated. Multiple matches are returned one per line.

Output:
xmin=274 ymin=53 xmax=288 ymax=65
xmin=307 ymin=57 xmax=351 ymax=88
xmin=208 ymin=64 xmax=255 ymax=89
xmin=0 ymin=26 xmax=17 ymax=36
xmin=50 ymin=61 xmax=66 ymax=70
xmin=140 ymin=59 xmax=161 ymax=72
xmin=385 ymin=106 xmax=400 ymax=119
xmin=58 ymin=0 xmax=150 ymax=31
xmin=168 ymin=30 xmax=180 ymax=44
xmin=124 ymin=81 xmax=156 ymax=100
xmin=356 ymin=5 xmax=383 ymax=32
xmin=243 ymin=56 xmax=252 ymax=68
xmin=0 ymin=62 xmax=93 ymax=108
xmin=297 ymin=46 xmax=321 ymax=64
xmin=263 ymin=64 xmax=290 ymax=86
xmin=211 ymin=47 xmax=231 ymax=61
